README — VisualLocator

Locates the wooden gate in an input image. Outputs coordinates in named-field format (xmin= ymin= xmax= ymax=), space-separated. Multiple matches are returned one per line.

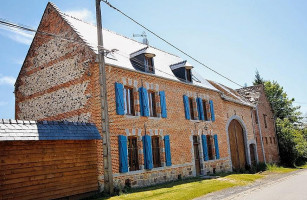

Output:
xmin=228 ymin=120 xmax=246 ymax=170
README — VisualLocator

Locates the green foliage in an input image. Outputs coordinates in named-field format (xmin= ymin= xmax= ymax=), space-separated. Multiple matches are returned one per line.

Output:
xmin=275 ymin=118 xmax=307 ymax=166
xmin=264 ymin=81 xmax=301 ymax=122
xmin=253 ymin=70 xmax=264 ymax=85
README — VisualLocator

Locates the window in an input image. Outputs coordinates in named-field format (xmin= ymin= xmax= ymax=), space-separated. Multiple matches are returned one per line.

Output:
xmin=124 ymin=86 xmax=134 ymax=115
xmin=206 ymin=135 xmax=214 ymax=160
xmin=186 ymin=68 xmax=192 ymax=82
xmin=148 ymin=91 xmax=157 ymax=117
xmin=270 ymin=137 xmax=272 ymax=144
xmin=151 ymin=136 xmax=161 ymax=168
xmin=202 ymin=100 xmax=208 ymax=121
xmin=273 ymin=137 xmax=276 ymax=144
xmin=189 ymin=98 xmax=196 ymax=120
xmin=145 ymin=57 xmax=154 ymax=73
xmin=128 ymin=136 xmax=139 ymax=171
xmin=263 ymin=114 xmax=268 ymax=128
xmin=254 ymin=110 xmax=258 ymax=124
xmin=265 ymin=137 xmax=268 ymax=144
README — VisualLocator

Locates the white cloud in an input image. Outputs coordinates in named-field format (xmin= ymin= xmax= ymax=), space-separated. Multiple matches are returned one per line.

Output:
xmin=64 ymin=9 xmax=95 ymax=24
xmin=0 ymin=26 xmax=34 ymax=45
xmin=0 ymin=75 xmax=16 ymax=86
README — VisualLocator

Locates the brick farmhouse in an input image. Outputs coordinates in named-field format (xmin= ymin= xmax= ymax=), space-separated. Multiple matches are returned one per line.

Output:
xmin=14 ymin=2 xmax=279 ymax=192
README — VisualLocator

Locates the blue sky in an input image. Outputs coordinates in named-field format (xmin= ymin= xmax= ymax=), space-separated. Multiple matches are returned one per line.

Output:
xmin=0 ymin=0 xmax=306 ymax=119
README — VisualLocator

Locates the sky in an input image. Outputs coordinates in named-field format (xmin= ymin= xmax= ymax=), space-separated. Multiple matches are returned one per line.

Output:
xmin=0 ymin=0 xmax=306 ymax=119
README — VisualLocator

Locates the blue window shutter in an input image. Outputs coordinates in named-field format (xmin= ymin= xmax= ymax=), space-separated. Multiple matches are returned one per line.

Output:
xmin=214 ymin=134 xmax=220 ymax=159
xmin=160 ymin=91 xmax=167 ymax=118
xmin=209 ymin=100 xmax=215 ymax=122
xmin=197 ymin=98 xmax=205 ymax=120
xmin=164 ymin=135 xmax=172 ymax=166
xmin=139 ymin=87 xmax=149 ymax=117
xmin=201 ymin=135 xmax=209 ymax=161
xmin=142 ymin=135 xmax=153 ymax=169
xmin=115 ymin=83 xmax=124 ymax=115
xmin=118 ymin=135 xmax=128 ymax=173
xmin=183 ymin=95 xmax=190 ymax=120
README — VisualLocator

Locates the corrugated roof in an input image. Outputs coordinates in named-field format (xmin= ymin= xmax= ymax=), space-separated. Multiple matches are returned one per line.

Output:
xmin=0 ymin=119 xmax=101 ymax=141
xmin=48 ymin=3 xmax=218 ymax=92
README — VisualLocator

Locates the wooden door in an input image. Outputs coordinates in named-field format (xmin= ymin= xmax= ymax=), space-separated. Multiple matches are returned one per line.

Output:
xmin=228 ymin=120 xmax=246 ymax=170
xmin=193 ymin=136 xmax=201 ymax=176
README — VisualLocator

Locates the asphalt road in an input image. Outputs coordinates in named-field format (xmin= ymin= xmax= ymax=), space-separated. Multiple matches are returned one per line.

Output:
xmin=227 ymin=169 xmax=307 ymax=200
xmin=197 ymin=169 xmax=307 ymax=200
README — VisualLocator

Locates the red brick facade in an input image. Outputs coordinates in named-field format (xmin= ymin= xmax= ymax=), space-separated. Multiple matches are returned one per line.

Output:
xmin=15 ymin=3 xmax=279 ymax=192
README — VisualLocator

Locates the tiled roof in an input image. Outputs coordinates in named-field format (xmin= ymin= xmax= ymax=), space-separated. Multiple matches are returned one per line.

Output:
xmin=49 ymin=3 xmax=218 ymax=92
xmin=236 ymin=85 xmax=263 ymax=105
xmin=207 ymin=80 xmax=255 ymax=107
xmin=0 ymin=119 xmax=101 ymax=141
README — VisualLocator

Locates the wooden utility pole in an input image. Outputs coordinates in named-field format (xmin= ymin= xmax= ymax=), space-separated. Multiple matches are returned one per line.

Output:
xmin=95 ymin=0 xmax=114 ymax=194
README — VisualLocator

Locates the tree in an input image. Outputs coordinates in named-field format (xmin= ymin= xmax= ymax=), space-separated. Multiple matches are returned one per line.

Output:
xmin=253 ymin=70 xmax=264 ymax=85
xmin=264 ymin=81 xmax=301 ymax=123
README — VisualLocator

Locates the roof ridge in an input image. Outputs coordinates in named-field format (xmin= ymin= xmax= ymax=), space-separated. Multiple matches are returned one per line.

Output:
xmin=49 ymin=2 xmax=180 ymax=58
xmin=236 ymin=84 xmax=263 ymax=91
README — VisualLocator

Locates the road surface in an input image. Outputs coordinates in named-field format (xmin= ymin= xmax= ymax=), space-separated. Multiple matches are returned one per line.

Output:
xmin=198 ymin=169 xmax=307 ymax=200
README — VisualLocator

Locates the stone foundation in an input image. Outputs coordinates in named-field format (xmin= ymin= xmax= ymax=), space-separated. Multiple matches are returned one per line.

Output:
xmin=100 ymin=164 xmax=194 ymax=190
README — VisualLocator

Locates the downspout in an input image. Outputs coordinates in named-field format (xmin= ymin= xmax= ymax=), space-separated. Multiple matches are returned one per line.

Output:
xmin=256 ymin=107 xmax=266 ymax=163
xmin=250 ymin=108 xmax=259 ymax=163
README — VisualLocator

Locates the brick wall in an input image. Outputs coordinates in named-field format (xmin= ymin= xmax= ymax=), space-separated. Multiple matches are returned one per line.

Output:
xmin=255 ymin=87 xmax=279 ymax=163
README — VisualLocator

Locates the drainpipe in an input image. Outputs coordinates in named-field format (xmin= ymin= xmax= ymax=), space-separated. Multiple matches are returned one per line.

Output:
xmin=256 ymin=107 xmax=266 ymax=163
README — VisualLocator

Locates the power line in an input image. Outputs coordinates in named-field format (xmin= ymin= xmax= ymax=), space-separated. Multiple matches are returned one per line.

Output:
xmin=0 ymin=18 xmax=106 ymax=50
xmin=101 ymin=0 xmax=244 ymax=88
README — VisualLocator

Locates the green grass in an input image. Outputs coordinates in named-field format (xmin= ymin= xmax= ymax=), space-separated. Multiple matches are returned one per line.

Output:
xmin=264 ymin=164 xmax=298 ymax=174
xmin=94 ymin=174 xmax=264 ymax=200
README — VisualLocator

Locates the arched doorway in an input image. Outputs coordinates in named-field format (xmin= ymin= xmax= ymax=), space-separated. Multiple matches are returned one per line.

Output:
xmin=228 ymin=120 xmax=247 ymax=170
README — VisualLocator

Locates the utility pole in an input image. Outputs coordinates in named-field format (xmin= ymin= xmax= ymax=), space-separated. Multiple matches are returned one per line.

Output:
xmin=95 ymin=0 xmax=114 ymax=194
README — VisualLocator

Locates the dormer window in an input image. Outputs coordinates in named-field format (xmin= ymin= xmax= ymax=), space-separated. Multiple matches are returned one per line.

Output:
xmin=145 ymin=55 xmax=154 ymax=73
xmin=130 ymin=47 xmax=155 ymax=74
xmin=186 ymin=68 xmax=192 ymax=82
xmin=170 ymin=61 xmax=193 ymax=83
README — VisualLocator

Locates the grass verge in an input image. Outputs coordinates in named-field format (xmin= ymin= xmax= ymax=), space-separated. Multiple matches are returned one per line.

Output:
xmin=92 ymin=174 xmax=263 ymax=200
xmin=89 ymin=163 xmax=306 ymax=200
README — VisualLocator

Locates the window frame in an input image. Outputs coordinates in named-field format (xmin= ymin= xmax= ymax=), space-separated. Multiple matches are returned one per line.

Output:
xmin=148 ymin=91 xmax=157 ymax=117
xmin=202 ymin=100 xmax=208 ymax=121
xmin=145 ymin=56 xmax=154 ymax=73
xmin=123 ymin=86 xmax=135 ymax=116
xmin=263 ymin=114 xmax=268 ymax=128
xmin=186 ymin=68 xmax=192 ymax=82
xmin=254 ymin=110 xmax=258 ymax=124
xmin=128 ymin=136 xmax=139 ymax=171
xmin=206 ymin=135 xmax=214 ymax=160
xmin=151 ymin=136 xmax=161 ymax=168
xmin=189 ymin=97 xmax=196 ymax=120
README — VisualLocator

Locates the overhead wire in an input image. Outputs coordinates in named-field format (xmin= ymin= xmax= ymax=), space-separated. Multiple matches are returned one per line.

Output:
xmin=101 ymin=0 xmax=244 ymax=88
